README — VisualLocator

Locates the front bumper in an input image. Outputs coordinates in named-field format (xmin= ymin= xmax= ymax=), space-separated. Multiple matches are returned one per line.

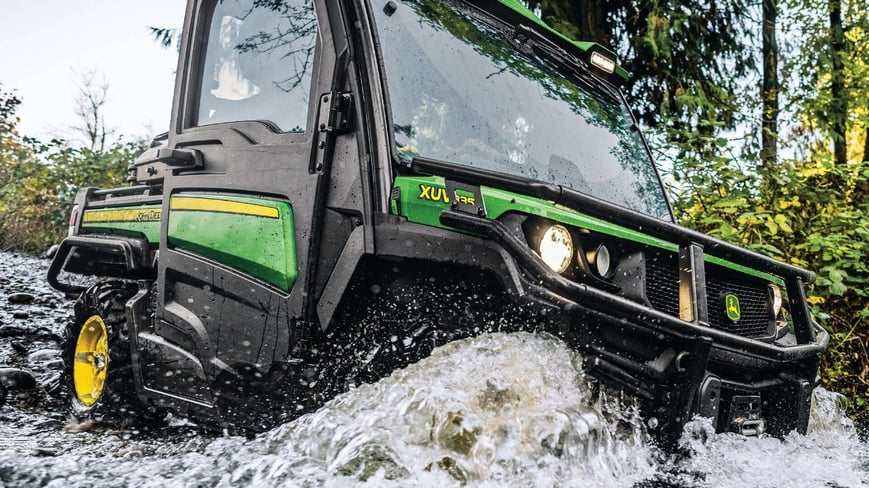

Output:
xmin=375 ymin=199 xmax=828 ymax=442
xmin=437 ymin=209 xmax=828 ymax=439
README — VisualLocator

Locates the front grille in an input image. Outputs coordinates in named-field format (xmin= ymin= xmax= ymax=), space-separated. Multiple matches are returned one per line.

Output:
xmin=644 ymin=252 xmax=773 ymax=338
xmin=705 ymin=264 xmax=774 ymax=337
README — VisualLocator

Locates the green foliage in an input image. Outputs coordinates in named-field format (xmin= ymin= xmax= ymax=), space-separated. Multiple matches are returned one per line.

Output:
xmin=616 ymin=0 xmax=755 ymax=131
xmin=782 ymin=0 xmax=869 ymax=162
xmin=0 ymin=84 xmax=145 ymax=253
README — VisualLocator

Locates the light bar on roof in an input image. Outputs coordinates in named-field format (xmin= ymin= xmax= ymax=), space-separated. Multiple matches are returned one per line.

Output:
xmin=589 ymin=51 xmax=616 ymax=74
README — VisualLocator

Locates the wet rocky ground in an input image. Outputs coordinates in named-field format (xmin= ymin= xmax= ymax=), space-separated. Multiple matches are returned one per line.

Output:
xmin=0 ymin=250 xmax=212 ymax=485
xmin=0 ymin=250 xmax=72 ymax=453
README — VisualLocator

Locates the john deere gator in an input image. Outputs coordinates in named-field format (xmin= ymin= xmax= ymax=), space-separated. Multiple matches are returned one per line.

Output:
xmin=48 ymin=0 xmax=828 ymax=440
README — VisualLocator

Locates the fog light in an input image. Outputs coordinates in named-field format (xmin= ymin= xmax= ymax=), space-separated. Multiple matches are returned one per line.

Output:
xmin=538 ymin=225 xmax=573 ymax=274
xmin=768 ymin=284 xmax=783 ymax=318
xmin=586 ymin=244 xmax=613 ymax=278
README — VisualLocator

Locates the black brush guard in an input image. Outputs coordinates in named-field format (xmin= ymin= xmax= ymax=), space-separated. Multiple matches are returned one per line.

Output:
xmin=413 ymin=157 xmax=828 ymax=441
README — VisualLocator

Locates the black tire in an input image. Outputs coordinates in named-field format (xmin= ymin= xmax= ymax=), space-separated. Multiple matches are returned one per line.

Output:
xmin=60 ymin=280 xmax=162 ymax=426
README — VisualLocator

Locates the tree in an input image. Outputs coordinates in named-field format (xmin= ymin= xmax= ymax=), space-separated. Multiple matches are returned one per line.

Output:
xmin=70 ymin=68 xmax=115 ymax=152
xmin=784 ymin=0 xmax=869 ymax=165
xmin=0 ymin=84 xmax=23 ymax=166
xmin=149 ymin=26 xmax=182 ymax=51
xmin=0 ymin=84 xmax=20 ymax=137
xmin=762 ymin=0 xmax=779 ymax=167
xmin=828 ymin=0 xmax=847 ymax=165
xmin=0 ymin=84 xmax=37 ymax=196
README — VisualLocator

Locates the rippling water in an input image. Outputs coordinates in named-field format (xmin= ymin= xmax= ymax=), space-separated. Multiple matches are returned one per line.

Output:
xmin=2 ymin=329 xmax=867 ymax=488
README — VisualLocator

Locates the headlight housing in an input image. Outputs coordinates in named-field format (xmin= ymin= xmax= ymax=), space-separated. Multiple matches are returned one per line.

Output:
xmin=586 ymin=243 xmax=614 ymax=278
xmin=538 ymin=225 xmax=574 ymax=274
xmin=768 ymin=283 xmax=783 ymax=318
xmin=521 ymin=217 xmax=621 ymax=282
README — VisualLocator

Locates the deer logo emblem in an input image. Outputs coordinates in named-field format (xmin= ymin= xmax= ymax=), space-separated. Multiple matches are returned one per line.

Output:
xmin=725 ymin=293 xmax=741 ymax=322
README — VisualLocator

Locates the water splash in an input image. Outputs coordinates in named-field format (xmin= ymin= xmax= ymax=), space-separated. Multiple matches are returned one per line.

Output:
xmin=219 ymin=332 xmax=657 ymax=487
xmin=652 ymin=388 xmax=869 ymax=487
xmin=0 ymin=333 xmax=656 ymax=487
xmin=2 ymin=331 xmax=867 ymax=487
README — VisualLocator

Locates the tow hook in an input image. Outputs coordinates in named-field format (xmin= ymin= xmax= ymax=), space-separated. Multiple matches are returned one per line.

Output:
xmin=728 ymin=395 xmax=766 ymax=436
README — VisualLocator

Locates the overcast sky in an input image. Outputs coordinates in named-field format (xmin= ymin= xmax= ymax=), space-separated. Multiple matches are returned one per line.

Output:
xmin=1 ymin=0 xmax=186 ymax=144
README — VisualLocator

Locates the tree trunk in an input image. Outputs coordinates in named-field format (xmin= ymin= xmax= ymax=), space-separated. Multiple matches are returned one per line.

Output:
xmin=761 ymin=0 xmax=778 ymax=167
xmin=574 ymin=0 xmax=610 ymax=46
xmin=829 ymin=0 xmax=847 ymax=165
xmin=863 ymin=126 xmax=869 ymax=163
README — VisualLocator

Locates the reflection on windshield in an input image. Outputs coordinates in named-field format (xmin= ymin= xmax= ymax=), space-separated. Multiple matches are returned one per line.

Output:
xmin=197 ymin=0 xmax=317 ymax=132
xmin=375 ymin=0 xmax=670 ymax=219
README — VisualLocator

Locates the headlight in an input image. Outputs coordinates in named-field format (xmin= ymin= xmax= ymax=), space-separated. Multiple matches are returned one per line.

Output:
xmin=768 ymin=284 xmax=783 ymax=317
xmin=586 ymin=243 xmax=613 ymax=278
xmin=538 ymin=225 xmax=574 ymax=274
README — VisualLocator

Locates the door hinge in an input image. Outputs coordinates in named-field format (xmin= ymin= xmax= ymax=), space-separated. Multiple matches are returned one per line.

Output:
xmin=318 ymin=91 xmax=352 ymax=134
xmin=312 ymin=92 xmax=352 ymax=174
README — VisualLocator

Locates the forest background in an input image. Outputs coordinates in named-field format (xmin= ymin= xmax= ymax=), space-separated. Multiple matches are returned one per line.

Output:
xmin=0 ymin=0 xmax=867 ymax=416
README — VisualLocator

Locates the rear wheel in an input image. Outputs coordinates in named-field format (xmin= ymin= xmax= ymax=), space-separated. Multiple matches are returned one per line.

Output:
xmin=61 ymin=281 xmax=162 ymax=426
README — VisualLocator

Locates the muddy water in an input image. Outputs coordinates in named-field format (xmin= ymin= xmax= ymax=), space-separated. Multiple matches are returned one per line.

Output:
xmin=0 ymin=251 xmax=867 ymax=487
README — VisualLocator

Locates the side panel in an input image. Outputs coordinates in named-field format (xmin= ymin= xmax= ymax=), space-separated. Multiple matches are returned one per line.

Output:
xmin=167 ymin=193 xmax=297 ymax=290
xmin=392 ymin=175 xmax=785 ymax=285
xmin=80 ymin=205 xmax=162 ymax=245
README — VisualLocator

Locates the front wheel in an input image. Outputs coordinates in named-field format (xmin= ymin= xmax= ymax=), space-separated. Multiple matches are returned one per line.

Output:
xmin=61 ymin=281 xmax=162 ymax=426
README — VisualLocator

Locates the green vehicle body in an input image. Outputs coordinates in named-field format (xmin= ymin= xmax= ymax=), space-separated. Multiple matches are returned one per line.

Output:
xmin=48 ymin=0 xmax=828 ymax=442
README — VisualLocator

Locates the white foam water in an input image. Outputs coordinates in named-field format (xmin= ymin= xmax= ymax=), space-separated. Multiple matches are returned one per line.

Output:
xmin=1 ymin=331 xmax=867 ymax=487
xmin=658 ymin=388 xmax=869 ymax=488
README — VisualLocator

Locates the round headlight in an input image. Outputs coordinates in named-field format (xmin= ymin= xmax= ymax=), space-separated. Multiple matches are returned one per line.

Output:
xmin=768 ymin=284 xmax=783 ymax=317
xmin=538 ymin=225 xmax=574 ymax=274
xmin=586 ymin=243 xmax=613 ymax=278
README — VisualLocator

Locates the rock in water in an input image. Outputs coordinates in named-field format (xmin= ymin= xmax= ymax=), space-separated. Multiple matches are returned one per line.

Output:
xmin=0 ymin=325 xmax=28 ymax=337
xmin=0 ymin=382 xmax=6 ymax=407
xmin=7 ymin=292 xmax=35 ymax=304
xmin=26 ymin=349 xmax=58 ymax=363
xmin=0 ymin=368 xmax=37 ymax=390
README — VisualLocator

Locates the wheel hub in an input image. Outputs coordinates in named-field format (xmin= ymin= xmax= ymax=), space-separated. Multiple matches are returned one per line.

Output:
xmin=73 ymin=315 xmax=109 ymax=407
xmin=92 ymin=353 xmax=107 ymax=370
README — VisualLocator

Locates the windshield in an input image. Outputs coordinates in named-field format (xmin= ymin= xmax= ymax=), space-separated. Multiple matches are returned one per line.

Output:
xmin=375 ymin=0 xmax=671 ymax=220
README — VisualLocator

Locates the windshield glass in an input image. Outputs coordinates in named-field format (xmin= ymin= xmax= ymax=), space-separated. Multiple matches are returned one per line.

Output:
xmin=375 ymin=0 xmax=670 ymax=219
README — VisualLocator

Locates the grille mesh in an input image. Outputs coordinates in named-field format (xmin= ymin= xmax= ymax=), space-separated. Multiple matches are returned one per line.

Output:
xmin=644 ymin=253 xmax=773 ymax=338
xmin=644 ymin=254 xmax=679 ymax=317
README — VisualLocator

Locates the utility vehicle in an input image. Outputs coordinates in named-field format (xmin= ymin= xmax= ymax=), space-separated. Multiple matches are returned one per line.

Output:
xmin=48 ymin=0 xmax=828 ymax=440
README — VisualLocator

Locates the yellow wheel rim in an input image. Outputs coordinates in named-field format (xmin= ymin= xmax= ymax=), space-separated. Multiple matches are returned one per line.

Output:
xmin=73 ymin=315 xmax=109 ymax=407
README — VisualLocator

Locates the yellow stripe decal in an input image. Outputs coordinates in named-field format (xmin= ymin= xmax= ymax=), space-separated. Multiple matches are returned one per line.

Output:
xmin=170 ymin=196 xmax=279 ymax=218
xmin=83 ymin=208 xmax=162 ymax=223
